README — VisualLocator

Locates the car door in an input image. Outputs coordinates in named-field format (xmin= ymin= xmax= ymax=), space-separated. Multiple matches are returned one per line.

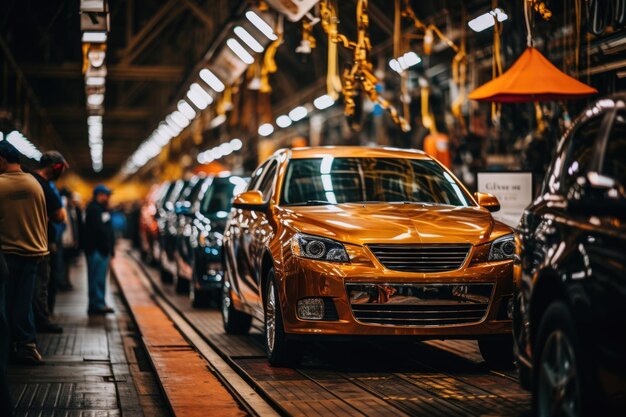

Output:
xmin=244 ymin=159 xmax=278 ymax=313
xmin=228 ymin=161 xmax=269 ymax=308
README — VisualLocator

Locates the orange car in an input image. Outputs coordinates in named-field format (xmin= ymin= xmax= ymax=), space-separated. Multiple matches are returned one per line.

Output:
xmin=222 ymin=147 xmax=516 ymax=367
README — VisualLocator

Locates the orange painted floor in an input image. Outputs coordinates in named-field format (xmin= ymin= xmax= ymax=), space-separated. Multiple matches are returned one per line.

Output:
xmin=111 ymin=252 xmax=248 ymax=417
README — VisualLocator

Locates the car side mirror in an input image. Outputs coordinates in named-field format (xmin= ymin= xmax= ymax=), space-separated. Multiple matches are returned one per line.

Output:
xmin=232 ymin=190 xmax=268 ymax=211
xmin=474 ymin=192 xmax=501 ymax=212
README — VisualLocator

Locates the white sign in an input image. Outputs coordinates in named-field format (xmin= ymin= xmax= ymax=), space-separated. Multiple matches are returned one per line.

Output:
xmin=477 ymin=172 xmax=533 ymax=228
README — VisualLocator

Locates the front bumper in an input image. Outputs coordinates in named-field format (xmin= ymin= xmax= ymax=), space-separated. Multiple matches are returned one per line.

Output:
xmin=279 ymin=250 xmax=514 ymax=338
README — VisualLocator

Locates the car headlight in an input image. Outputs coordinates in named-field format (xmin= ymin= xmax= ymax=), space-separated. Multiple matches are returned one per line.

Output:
xmin=488 ymin=234 xmax=516 ymax=261
xmin=291 ymin=233 xmax=350 ymax=263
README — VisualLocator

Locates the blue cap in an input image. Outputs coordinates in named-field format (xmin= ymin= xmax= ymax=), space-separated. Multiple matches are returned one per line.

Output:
xmin=93 ymin=184 xmax=112 ymax=196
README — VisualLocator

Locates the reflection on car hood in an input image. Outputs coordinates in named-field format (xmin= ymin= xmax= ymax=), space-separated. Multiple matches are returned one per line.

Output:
xmin=278 ymin=203 xmax=497 ymax=245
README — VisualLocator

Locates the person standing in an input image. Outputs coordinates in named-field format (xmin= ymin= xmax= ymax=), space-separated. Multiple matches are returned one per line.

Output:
xmin=0 ymin=253 xmax=13 ymax=416
xmin=29 ymin=151 xmax=68 ymax=333
xmin=0 ymin=141 xmax=48 ymax=364
xmin=83 ymin=185 xmax=115 ymax=315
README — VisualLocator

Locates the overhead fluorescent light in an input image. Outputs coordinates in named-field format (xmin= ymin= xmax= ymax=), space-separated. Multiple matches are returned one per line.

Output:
xmin=87 ymin=93 xmax=104 ymax=106
xmin=230 ymin=138 xmax=243 ymax=151
xmin=187 ymin=83 xmax=213 ymax=110
xmin=245 ymin=11 xmax=278 ymax=41
xmin=177 ymin=100 xmax=197 ymax=120
xmin=227 ymin=38 xmax=255 ymax=64
xmin=258 ymin=123 xmax=274 ymax=136
xmin=313 ymin=94 xmax=335 ymax=110
xmin=86 ymin=76 xmax=105 ymax=87
xmin=82 ymin=31 xmax=108 ymax=43
xmin=165 ymin=115 xmax=183 ymax=133
xmin=289 ymin=106 xmax=308 ymax=122
xmin=87 ymin=49 xmax=106 ymax=67
xmin=199 ymin=68 xmax=225 ymax=92
xmin=171 ymin=110 xmax=190 ymax=128
xmin=6 ymin=131 xmax=42 ymax=160
xmin=87 ymin=115 xmax=102 ymax=125
xmin=276 ymin=115 xmax=292 ymax=128
xmin=468 ymin=8 xmax=508 ymax=32
xmin=234 ymin=26 xmax=264 ymax=53
xmin=389 ymin=51 xmax=421 ymax=73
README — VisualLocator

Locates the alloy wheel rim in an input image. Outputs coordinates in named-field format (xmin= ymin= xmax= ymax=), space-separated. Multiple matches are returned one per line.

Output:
xmin=538 ymin=329 xmax=580 ymax=417
xmin=266 ymin=281 xmax=276 ymax=353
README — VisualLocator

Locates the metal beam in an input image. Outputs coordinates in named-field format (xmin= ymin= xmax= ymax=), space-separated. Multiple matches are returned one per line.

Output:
xmin=120 ymin=0 xmax=185 ymax=64
xmin=120 ymin=0 xmax=178 ymax=62
xmin=180 ymin=0 xmax=213 ymax=30
xmin=19 ymin=63 xmax=184 ymax=81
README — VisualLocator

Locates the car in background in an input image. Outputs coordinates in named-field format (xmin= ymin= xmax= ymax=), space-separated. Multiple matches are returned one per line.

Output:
xmin=222 ymin=146 xmax=516 ymax=367
xmin=159 ymin=176 xmax=205 ymax=284
xmin=141 ymin=181 xmax=175 ymax=264
xmin=514 ymin=96 xmax=626 ymax=416
xmin=175 ymin=174 xmax=248 ymax=307
xmin=139 ymin=183 xmax=164 ymax=264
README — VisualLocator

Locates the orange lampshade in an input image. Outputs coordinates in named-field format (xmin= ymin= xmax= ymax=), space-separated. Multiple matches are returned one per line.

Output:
xmin=469 ymin=47 xmax=597 ymax=103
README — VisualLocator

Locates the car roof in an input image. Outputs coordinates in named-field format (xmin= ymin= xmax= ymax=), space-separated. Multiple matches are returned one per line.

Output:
xmin=275 ymin=146 xmax=430 ymax=160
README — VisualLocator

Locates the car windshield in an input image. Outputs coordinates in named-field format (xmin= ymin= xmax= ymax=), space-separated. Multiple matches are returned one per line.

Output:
xmin=201 ymin=178 xmax=237 ymax=217
xmin=281 ymin=157 xmax=472 ymax=206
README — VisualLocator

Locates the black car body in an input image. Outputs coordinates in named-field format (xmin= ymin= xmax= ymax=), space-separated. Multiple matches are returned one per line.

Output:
xmin=514 ymin=96 xmax=626 ymax=416
xmin=158 ymin=178 xmax=193 ymax=282
xmin=176 ymin=175 xmax=247 ymax=307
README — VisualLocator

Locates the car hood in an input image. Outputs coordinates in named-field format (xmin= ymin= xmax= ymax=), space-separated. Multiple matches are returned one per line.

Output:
xmin=278 ymin=203 xmax=499 ymax=246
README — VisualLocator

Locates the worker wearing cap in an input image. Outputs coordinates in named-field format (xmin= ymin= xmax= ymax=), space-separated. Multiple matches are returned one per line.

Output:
xmin=83 ymin=185 xmax=115 ymax=315
xmin=0 ymin=141 xmax=48 ymax=365
xmin=29 ymin=151 xmax=69 ymax=334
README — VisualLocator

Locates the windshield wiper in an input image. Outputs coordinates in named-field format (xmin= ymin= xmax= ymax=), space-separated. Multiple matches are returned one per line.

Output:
xmin=286 ymin=200 xmax=333 ymax=206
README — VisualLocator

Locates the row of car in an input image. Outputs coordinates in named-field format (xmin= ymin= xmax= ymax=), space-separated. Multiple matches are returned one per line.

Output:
xmin=140 ymin=96 xmax=625 ymax=416
xmin=139 ymin=173 xmax=248 ymax=306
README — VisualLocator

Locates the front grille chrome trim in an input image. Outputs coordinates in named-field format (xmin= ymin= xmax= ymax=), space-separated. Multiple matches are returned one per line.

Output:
xmin=346 ymin=283 xmax=494 ymax=327
xmin=367 ymin=244 xmax=472 ymax=273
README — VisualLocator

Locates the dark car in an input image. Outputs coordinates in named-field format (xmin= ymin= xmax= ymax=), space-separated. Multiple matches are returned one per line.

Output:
xmin=514 ymin=96 xmax=626 ymax=416
xmin=158 ymin=178 xmax=194 ymax=282
xmin=176 ymin=175 xmax=247 ymax=307
xmin=139 ymin=182 xmax=170 ymax=264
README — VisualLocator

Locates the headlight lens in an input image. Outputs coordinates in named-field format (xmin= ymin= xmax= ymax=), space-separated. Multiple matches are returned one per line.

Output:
xmin=291 ymin=233 xmax=350 ymax=263
xmin=488 ymin=234 xmax=516 ymax=261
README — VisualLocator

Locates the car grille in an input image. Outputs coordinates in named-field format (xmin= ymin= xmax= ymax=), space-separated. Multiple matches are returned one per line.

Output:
xmin=347 ymin=283 xmax=493 ymax=327
xmin=367 ymin=244 xmax=471 ymax=273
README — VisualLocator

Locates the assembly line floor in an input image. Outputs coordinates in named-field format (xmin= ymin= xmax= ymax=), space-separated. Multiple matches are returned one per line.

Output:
xmin=7 ymin=247 xmax=533 ymax=416
xmin=130 ymin=249 xmax=532 ymax=417
xmin=7 ymin=256 xmax=171 ymax=417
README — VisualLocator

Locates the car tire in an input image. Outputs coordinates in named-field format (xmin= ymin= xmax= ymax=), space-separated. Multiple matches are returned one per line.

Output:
xmin=222 ymin=276 xmax=251 ymax=334
xmin=173 ymin=272 xmax=189 ymax=294
xmin=478 ymin=335 xmax=515 ymax=369
xmin=533 ymin=301 xmax=592 ymax=417
xmin=191 ymin=287 xmax=212 ymax=308
xmin=264 ymin=268 xmax=302 ymax=367
xmin=159 ymin=248 xmax=173 ymax=283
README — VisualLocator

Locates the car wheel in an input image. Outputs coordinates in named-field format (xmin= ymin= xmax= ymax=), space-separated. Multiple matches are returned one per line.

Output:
xmin=191 ymin=286 xmax=212 ymax=308
xmin=478 ymin=335 xmax=514 ymax=369
xmin=221 ymin=277 xmax=251 ymax=334
xmin=534 ymin=301 xmax=590 ymax=417
xmin=264 ymin=268 xmax=302 ymax=367
xmin=159 ymin=250 xmax=173 ymax=283
xmin=173 ymin=269 xmax=189 ymax=294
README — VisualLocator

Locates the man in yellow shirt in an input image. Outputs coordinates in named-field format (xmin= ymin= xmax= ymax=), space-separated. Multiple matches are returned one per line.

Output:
xmin=0 ymin=141 xmax=48 ymax=365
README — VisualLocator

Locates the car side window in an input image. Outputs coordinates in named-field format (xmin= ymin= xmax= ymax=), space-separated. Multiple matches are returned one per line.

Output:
xmin=258 ymin=161 xmax=277 ymax=202
xmin=603 ymin=110 xmax=626 ymax=188
xmin=248 ymin=161 xmax=269 ymax=191
xmin=561 ymin=115 xmax=604 ymax=192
